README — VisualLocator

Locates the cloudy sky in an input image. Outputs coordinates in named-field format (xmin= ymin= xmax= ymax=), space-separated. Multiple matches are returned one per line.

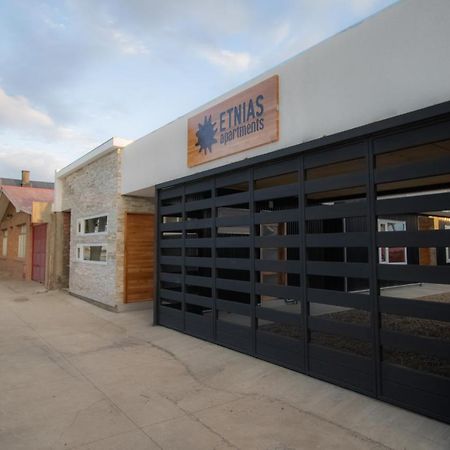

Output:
xmin=0 ymin=0 xmax=397 ymax=181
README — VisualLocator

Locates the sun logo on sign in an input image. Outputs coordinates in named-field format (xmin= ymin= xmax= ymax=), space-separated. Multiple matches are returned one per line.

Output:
xmin=195 ymin=115 xmax=217 ymax=154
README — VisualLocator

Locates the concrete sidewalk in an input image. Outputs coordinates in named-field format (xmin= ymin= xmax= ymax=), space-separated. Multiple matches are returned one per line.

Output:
xmin=0 ymin=279 xmax=448 ymax=450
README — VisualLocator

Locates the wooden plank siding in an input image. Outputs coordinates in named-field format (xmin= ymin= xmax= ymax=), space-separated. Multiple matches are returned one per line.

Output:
xmin=124 ymin=213 xmax=155 ymax=302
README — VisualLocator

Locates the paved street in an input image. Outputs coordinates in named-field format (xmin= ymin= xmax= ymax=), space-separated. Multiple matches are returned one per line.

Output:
xmin=0 ymin=278 xmax=449 ymax=450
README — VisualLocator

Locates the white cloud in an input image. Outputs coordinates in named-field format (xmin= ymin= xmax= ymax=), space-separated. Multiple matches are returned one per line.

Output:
xmin=0 ymin=88 xmax=55 ymax=129
xmin=110 ymin=30 xmax=149 ymax=55
xmin=43 ymin=16 xmax=66 ymax=30
xmin=272 ymin=22 xmax=291 ymax=46
xmin=0 ymin=87 xmax=99 ymax=182
xmin=199 ymin=48 xmax=253 ymax=72
xmin=0 ymin=148 xmax=70 ymax=182
xmin=0 ymin=87 xmax=96 ymax=146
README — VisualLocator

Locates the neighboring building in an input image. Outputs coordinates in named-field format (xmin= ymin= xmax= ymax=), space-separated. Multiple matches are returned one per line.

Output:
xmin=117 ymin=0 xmax=450 ymax=424
xmin=0 ymin=171 xmax=54 ymax=282
xmin=52 ymin=138 xmax=154 ymax=311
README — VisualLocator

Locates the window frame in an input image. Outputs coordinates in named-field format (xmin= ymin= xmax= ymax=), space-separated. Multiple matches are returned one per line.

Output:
xmin=17 ymin=224 xmax=27 ymax=259
xmin=1 ymin=229 xmax=7 ymax=257
xmin=377 ymin=218 xmax=407 ymax=265
xmin=75 ymin=243 xmax=108 ymax=265
xmin=77 ymin=214 xmax=109 ymax=236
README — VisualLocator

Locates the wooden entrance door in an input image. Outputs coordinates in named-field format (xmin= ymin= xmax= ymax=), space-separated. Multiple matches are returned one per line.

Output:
xmin=124 ymin=213 xmax=155 ymax=302
xmin=32 ymin=224 xmax=47 ymax=283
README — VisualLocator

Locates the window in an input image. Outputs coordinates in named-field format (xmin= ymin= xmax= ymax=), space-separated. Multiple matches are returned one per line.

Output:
xmin=17 ymin=225 xmax=27 ymax=258
xmin=76 ymin=244 xmax=107 ymax=264
xmin=378 ymin=219 xmax=407 ymax=264
xmin=217 ymin=207 xmax=250 ymax=235
xmin=2 ymin=230 xmax=7 ymax=256
xmin=77 ymin=215 xmax=108 ymax=235
xmin=162 ymin=216 xmax=182 ymax=224
xmin=445 ymin=224 xmax=450 ymax=263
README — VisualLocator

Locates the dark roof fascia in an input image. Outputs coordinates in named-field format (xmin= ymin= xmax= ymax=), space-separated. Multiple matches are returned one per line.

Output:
xmin=156 ymin=99 xmax=450 ymax=190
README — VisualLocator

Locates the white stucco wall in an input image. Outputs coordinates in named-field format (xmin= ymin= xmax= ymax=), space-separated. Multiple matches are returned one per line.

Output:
xmin=122 ymin=0 xmax=450 ymax=196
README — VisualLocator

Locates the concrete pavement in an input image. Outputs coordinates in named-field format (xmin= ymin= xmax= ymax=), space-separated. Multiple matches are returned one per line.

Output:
xmin=0 ymin=278 xmax=449 ymax=450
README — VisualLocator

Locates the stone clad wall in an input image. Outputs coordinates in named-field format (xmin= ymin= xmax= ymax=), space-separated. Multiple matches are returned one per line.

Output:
xmin=60 ymin=148 xmax=153 ymax=308
xmin=62 ymin=150 xmax=121 ymax=307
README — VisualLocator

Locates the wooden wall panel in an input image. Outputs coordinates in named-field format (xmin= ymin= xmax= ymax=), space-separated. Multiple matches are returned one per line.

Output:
xmin=124 ymin=213 xmax=155 ymax=302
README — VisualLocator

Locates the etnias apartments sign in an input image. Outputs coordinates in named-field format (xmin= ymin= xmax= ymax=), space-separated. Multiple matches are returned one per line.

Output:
xmin=188 ymin=75 xmax=279 ymax=167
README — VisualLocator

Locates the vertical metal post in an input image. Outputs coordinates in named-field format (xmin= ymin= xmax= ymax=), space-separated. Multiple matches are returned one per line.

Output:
xmin=154 ymin=188 xmax=160 ymax=326
xmin=366 ymin=139 xmax=382 ymax=397
xmin=181 ymin=184 xmax=186 ymax=331
xmin=298 ymin=155 xmax=309 ymax=373
xmin=343 ymin=217 xmax=348 ymax=293
xmin=249 ymin=168 xmax=256 ymax=355
xmin=212 ymin=177 xmax=217 ymax=341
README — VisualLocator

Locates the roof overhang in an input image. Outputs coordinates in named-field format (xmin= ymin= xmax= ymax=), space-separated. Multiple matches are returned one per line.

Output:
xmin=56 ymin=137 xmax=132 ymax=179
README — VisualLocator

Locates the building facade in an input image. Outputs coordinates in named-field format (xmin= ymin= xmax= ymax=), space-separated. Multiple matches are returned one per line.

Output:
xmin=118 ymin=0 xmax=450 ymax=423
xmin=0 ymin=171 xmax=54 ymax=282
xmin=53 ymin=138 xmax=154 ymax=311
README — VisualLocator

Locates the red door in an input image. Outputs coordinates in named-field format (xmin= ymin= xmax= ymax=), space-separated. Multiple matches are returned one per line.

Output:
xmin=32 ymin=224 xmax=47 ymax=283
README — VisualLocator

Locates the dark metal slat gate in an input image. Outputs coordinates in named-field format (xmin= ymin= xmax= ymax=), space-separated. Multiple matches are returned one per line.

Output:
xmin=155 ymin=107 xmax=450 ymax=424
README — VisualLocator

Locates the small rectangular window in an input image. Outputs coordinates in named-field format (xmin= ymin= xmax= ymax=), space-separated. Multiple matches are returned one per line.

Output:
xmin=2 ymin=229 xmax=7 ymax=256
xmin=77 ymin=215 xmax=108 ymax=235
xmin=76 ymin=244 xmax=107 ymax=264
xmin=378 ymin=219 xmax=407 ymax=264
xmin=17 ymin=225 xmax=27 ymax=258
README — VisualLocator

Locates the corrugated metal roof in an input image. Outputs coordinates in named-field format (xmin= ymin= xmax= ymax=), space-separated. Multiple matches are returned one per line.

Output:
xmin=0 ymin=185 xmax=54 ymax=215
